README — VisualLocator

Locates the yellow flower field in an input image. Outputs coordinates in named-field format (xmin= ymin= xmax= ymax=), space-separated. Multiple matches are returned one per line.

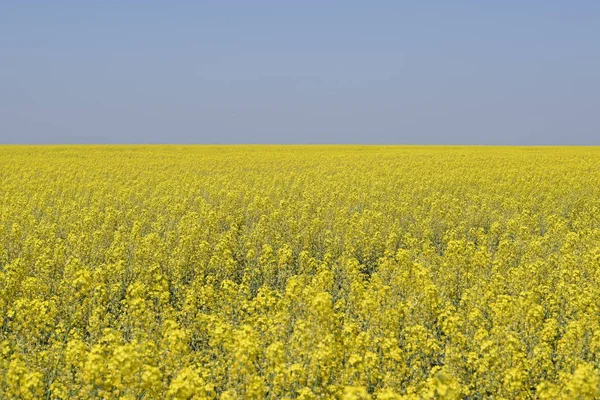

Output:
xmin=1 ymin=145 xmax=600 ymax=399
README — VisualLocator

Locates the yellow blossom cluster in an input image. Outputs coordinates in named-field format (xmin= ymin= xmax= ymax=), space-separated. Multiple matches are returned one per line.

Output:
xmin=1 ymin=145 xmax=600 ymax=399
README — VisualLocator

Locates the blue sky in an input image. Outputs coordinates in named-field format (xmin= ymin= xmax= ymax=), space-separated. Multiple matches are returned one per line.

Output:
xmin=1 ymin=1 xmax=599 ymax=144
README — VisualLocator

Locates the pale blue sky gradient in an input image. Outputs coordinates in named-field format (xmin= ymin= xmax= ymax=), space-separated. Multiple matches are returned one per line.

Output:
xmin=1 ymin=1 xmax=599 ymax=144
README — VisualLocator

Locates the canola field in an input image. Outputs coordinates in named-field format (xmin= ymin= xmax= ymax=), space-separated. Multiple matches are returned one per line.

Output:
xmin=2 ymin=145 xmax=600 ymax=399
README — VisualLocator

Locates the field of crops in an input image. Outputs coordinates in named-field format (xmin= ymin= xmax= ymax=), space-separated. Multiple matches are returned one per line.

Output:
xmin=1 ymin=146 xmax=600 ymax=399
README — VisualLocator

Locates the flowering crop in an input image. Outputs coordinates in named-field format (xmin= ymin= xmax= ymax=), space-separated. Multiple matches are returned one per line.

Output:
xmin=1 ymin=145 xmax=600 ymax=399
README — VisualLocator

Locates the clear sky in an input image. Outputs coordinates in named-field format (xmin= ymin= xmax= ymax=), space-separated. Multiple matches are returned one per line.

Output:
xmin=1 ymin=1 xmax=599 ymax=144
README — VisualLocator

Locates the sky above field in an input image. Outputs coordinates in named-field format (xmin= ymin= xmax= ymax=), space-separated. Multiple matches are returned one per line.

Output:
xmin=1 ymin=2 xmax=599 ymax=145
